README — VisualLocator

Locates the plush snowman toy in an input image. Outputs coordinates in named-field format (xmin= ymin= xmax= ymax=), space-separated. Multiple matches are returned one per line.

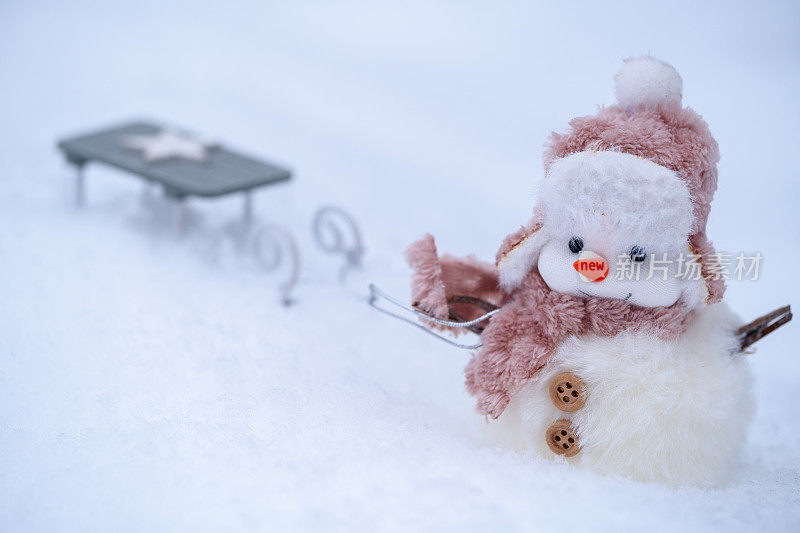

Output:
xmin=404 ymin=57 xmax=757 ymax=487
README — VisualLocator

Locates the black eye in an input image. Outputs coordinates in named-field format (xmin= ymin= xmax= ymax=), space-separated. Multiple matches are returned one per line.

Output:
xmin=568 ymin=237 xmax=584 ymax=254
xmin=629 ymin=246 xmax=646 ymax=262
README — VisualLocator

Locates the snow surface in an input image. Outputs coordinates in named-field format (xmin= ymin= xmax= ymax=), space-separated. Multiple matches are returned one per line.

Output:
xmin=1 ymin=1 xmax=799 ymax=531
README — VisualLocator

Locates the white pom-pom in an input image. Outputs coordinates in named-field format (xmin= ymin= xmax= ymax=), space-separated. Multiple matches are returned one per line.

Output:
xmin=614 ymin=56 xmax=682 ymax=109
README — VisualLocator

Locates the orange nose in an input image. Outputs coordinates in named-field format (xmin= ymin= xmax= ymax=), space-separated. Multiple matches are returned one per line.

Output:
xmin=573 ymin=251 xmax=609 ymax=282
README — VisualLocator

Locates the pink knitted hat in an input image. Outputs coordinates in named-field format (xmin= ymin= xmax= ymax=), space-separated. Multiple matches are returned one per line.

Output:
xmin=497 ymin=56 xmax=725 ymax=303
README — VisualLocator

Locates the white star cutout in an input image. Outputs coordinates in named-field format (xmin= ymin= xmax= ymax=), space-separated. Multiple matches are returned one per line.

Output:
xmin=122 ymin=130 xmax=216 ymax=162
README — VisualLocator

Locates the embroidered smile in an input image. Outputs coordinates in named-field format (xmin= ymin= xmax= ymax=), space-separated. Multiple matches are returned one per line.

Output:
xmin=579 ymin=290 xmax=632 ymax=301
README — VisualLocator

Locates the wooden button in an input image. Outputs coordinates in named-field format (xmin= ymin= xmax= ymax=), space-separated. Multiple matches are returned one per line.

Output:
xmin=549 ymin=371 xmax=586 ymax=412
xmin=546 ymin=419 xmax=580 ymax=457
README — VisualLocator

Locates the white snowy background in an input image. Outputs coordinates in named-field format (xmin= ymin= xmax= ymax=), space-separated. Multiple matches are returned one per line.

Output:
xmin=1 ymin=1 xmax=798 ymax=531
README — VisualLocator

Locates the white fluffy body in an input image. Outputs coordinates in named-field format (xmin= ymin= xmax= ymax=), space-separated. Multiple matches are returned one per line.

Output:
xmin=488 ymin=302 xmax=754 ymax=488
xmin=614 ymin=55 xmax=683 ymax=108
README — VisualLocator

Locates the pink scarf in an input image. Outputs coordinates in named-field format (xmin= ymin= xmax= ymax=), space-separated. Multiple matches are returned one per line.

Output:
xmin=407 ymin=234 xmax=694 ymax=419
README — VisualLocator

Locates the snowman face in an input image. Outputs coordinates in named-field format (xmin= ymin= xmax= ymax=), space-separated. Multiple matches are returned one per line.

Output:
xmin=537 ymin=230 xmax=694 ymax=308
xmin=533 ymin=151 xmax=702 ymax=308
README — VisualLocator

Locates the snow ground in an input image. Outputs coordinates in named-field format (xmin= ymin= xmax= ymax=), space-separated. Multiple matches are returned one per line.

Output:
xmin=1 ymin=1 xmax=799 ymax=531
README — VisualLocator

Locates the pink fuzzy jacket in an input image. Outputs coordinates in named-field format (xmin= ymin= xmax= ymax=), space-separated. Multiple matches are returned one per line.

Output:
xmin=406 ymin=234 xmax=694 ymax=419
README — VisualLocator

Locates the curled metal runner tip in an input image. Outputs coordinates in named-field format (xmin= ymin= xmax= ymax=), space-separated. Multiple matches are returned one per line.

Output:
xmin=313 ymin=206 xmax=364 ymax=283
xmin=253 ymin=225 xmax=301 ymax=306
xmin=367 ymin=283 xmax=499 ymax=350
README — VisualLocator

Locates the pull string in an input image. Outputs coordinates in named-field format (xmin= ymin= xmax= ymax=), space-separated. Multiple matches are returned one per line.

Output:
xmin=367 ymin=284 xmax=499 ymax=350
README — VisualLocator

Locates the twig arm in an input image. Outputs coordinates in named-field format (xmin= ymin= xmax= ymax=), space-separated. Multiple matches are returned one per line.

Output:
xmin=738 ymin=305 xmax=792 ymax=351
